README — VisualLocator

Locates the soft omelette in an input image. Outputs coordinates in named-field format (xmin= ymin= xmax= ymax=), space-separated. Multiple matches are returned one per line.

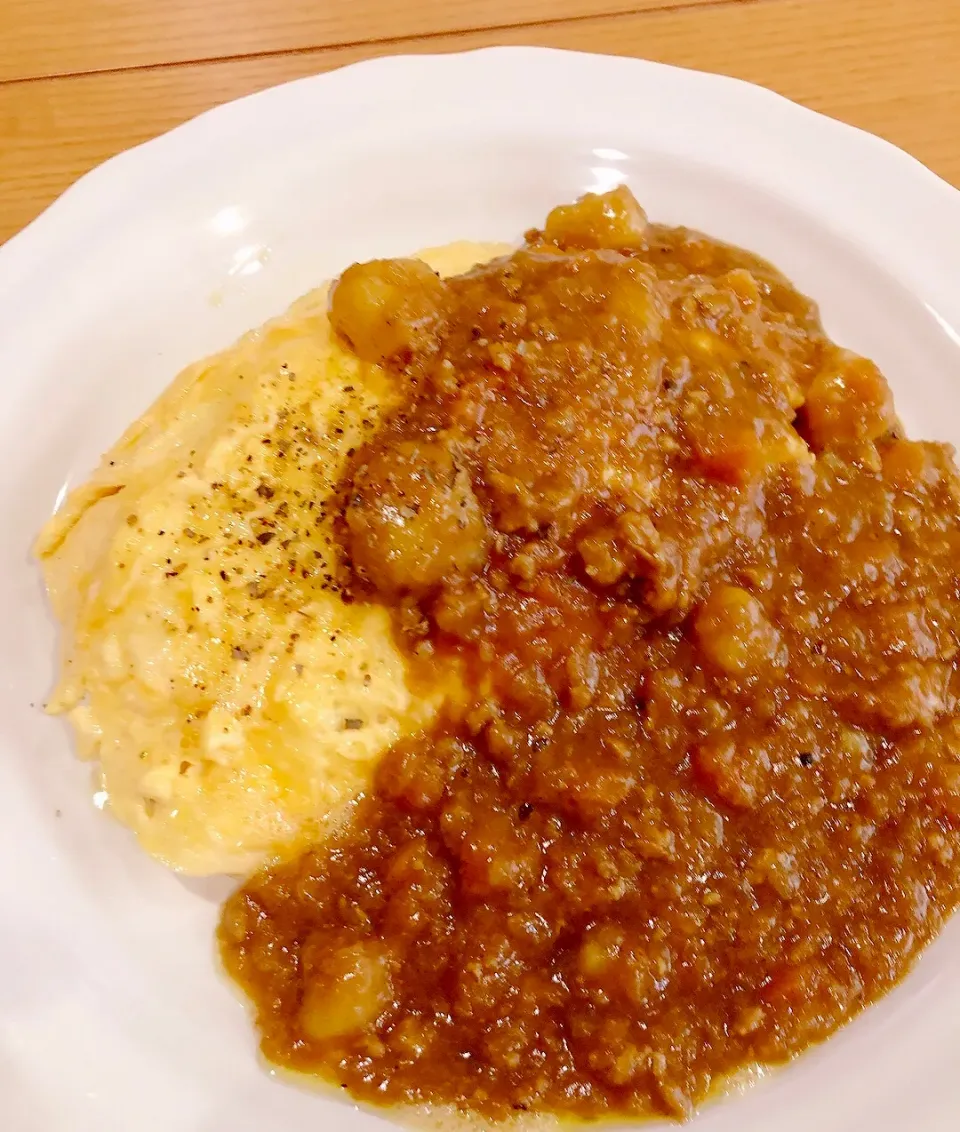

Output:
xmin=36 ymin=241 xmax=505 ymax=875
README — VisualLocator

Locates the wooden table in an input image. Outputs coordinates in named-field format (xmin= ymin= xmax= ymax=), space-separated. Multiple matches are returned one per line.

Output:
xmin=1 ymin=0 xmax=957 ymax=245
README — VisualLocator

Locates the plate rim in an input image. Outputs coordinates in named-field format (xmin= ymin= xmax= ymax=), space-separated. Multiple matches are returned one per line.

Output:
xmin=2 ymin=45 xmax=958 ymax=280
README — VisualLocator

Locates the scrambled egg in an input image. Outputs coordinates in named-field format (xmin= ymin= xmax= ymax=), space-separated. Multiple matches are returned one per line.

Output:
xmin=36 ymin=242 xmax=504 ymax=875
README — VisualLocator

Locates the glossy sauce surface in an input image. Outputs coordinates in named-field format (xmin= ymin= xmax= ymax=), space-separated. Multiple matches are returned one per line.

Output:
xmin=220 ymin=189 xmax=960 ymax=1120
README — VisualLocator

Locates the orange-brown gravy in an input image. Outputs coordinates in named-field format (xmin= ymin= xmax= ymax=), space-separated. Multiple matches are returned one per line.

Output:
xmin=220 ymin=188 xmax=960 ymax=1121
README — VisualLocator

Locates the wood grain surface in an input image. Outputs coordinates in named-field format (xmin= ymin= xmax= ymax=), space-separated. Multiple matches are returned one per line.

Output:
xmin=1 ymin=0 xmax=957 ymax=245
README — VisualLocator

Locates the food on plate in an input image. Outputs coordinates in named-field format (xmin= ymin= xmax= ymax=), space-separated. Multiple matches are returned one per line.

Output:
xmin=220 ymin=187 xmax=960 ymax=1120
xmin=35 ymin=242 xmax=503 ymax=875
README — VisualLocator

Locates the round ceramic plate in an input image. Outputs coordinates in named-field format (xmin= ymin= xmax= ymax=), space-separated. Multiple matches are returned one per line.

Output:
xmin=2 ymin=46 xmax=959 ymax=1132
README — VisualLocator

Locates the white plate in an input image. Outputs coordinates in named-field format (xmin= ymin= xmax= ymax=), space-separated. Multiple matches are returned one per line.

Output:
xmin=2 ymin=46 xmax=960 ymax=1132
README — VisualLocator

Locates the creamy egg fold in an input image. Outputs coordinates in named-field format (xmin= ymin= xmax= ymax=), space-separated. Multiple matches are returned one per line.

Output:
xmin=36 ymin=241 xmax=504 ymax=875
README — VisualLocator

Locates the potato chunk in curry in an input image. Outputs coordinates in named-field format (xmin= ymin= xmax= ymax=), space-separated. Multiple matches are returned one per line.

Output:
xmin=345 ymin=436 xmax=489 ymax=594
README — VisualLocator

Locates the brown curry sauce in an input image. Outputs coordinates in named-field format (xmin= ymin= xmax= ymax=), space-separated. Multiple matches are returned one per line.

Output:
xmin=219 ymin=187 xmax=960 ymax=1120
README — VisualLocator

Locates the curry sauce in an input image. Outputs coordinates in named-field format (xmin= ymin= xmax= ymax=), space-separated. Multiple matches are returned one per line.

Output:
xmin=220 ymin=188 xmax=960 ymax=1120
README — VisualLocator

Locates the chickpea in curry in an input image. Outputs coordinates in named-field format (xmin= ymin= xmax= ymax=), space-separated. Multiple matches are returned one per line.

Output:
xmin=220 ymin=187 xmax=960 ymax=1121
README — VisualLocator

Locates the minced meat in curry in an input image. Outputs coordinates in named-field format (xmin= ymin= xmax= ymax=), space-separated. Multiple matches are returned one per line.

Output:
xmin=219 ymin=187 xmax=960 ymax=1121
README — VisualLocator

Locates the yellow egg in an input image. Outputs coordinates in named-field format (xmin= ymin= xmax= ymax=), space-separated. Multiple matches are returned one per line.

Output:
xmin=35 ymin=241 xmax=507 ymax=875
